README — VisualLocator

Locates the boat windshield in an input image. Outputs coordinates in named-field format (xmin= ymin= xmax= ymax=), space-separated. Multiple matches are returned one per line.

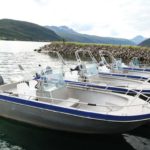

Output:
xmin=129 ymin=57 xmax=140 ymax=68
xmin=40 ymin=67 xmax=65 ymax=90
xmin=113 ymin=58 xmax=123 ymax=70
xmin=86 ymin=63 xmax=99 ymax=75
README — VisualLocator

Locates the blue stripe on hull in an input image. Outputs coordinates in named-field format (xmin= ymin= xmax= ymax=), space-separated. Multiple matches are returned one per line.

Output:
xmin=123 ymin=67 xmax=150 ymax=72
xmin=99 ymin=72 xmax=148 ymax=80
xmin=0 ymin=94 xmax=150 ymax=122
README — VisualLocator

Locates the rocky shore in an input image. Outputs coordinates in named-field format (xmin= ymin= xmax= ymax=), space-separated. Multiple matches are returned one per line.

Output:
xmin=35 ymin=42 xmax=150 ymax=64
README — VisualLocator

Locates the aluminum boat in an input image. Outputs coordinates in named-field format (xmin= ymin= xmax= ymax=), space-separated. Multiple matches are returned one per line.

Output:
xmin=0 ymin=68 xmax=149 ymax=134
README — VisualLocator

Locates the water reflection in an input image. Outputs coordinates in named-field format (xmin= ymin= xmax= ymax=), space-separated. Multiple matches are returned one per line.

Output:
xmin=0 ymin=118 xmax=135 ymax=150
xmin=124 ymin=126 xmax=150 ymax=150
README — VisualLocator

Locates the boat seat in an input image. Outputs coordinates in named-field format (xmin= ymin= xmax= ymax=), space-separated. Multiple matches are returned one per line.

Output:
xmin=59 ymin=98 xmax=79 ymax=107
xmin=29 ymin=80 xmax=38 ymax=89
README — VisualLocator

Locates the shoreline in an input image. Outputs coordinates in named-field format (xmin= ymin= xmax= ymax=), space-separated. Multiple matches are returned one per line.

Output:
xmin=35 ymin=42 xmax=150 ymax=64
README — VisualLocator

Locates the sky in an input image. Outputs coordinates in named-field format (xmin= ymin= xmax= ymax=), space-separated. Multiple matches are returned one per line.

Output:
xmin=0 ymin=0 xmax=149 ymax=39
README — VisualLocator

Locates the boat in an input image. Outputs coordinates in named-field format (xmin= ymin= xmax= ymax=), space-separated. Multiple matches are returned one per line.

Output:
xmin=126 ymin=57 xmax=150 ymax=71
xmin=0 ymin=67 xmax=149 ymax=134
xmin=67 ymin=49 xmax=150 ymax=96
xmin=98 ymin=50 xmax=150 ymax=78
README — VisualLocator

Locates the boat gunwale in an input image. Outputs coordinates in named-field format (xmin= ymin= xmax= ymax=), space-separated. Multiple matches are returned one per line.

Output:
xmin=98 ymin=72 xmax=148 ymax=81
xmin=0 ymin=93 xmax=150 ymax=122
xmin=65 ymin=80 xmax=150 ymax=93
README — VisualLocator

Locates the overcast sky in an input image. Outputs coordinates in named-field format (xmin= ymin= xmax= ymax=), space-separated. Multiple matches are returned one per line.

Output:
xmin=0 ymin=0 xmax=149 ymax=39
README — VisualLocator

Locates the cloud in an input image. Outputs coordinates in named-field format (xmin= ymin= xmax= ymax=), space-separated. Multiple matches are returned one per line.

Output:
xmin=110 ymin=30 xmax=120 ymax=37
xmin=33 ymin=0 xmax=50 ymax=5
xmin=117 ymin=0 xmax=150 ymax=37
xmin=0 ymin=0 xmax=149 ymax=38
xmin=71 ymin=24 xmax=94 ymax=32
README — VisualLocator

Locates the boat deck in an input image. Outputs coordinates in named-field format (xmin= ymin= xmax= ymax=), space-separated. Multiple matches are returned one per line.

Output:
xmin=0 ymin=81 xmax=149 ymax=116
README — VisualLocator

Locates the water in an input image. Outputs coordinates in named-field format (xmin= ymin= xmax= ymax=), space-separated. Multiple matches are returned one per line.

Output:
xmin=0 ymin=40 xmax=57 ymax=83
xmin=0 ymin=40 xmax=150 ymax=150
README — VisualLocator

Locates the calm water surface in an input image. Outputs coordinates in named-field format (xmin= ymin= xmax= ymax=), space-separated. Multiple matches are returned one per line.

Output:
xmin=0 ymin=40 xmax=150 ymax=150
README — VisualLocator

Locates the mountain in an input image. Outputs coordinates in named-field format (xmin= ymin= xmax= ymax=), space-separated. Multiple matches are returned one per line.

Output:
xmin=49 ymin=26 xmax=77 ymax=34
xmin=131 ymin=35 xmax=146 ymax=45
xmin=0 ymin=19 xmax=61 ymax=41
xmin=45 ymin=25 xmax=135 ymax=45
xmin=139 ymin=38 xmax=150 ymax=47
xmin=45 ymin=26 xmax=91 ymax=42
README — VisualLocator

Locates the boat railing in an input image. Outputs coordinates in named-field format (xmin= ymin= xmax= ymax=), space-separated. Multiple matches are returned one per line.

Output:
xmin=99 ymin=50 xmax=116 ymax=67
xmin=65 ymin=76 xmax=150 ymax=106
xmin=75 ymin=49 xmax=98 ymax=64
xmin=67 ymin=75 xmax=149 ymax=91
xmin=42 ymin=50 xmax=66 ymax=65
xmin=143 ymin=77 xmax=150 ymax=84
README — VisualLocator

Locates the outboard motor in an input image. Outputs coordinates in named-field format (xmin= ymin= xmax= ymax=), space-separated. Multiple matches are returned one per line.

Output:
xmin=70 ymin=65 xmax=83 ymax=72
xmin=0 ymin=75 xmax=4 ymax=85
xmin=70 ymin=64 xmax=89 ymax=82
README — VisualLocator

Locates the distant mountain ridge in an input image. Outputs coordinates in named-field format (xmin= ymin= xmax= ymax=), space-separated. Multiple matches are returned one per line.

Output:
xmin=45 ymin=25 xmax=135 ymax=45
xmin=131 ymin=35 xmax=146 ymax=44
xmin=0 ymin=19 xmax=61 ymax=41
xmin=0 ymin=19 xmax=143 ymax=45
xmin=139 ymin=38 xmax=150 ymax=47
xmin=48 ymin=26 xmax=77 ymax=34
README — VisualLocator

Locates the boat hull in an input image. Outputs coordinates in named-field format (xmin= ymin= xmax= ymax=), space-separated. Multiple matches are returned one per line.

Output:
xmin=0 ymin=96 xmax=148 ymax=134
xmin=123 ymin=67 xmax=150 ymax=73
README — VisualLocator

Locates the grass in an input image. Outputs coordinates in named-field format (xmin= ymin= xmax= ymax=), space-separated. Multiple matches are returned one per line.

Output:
xmin=52 ymin=41 xmax=150 ymax=50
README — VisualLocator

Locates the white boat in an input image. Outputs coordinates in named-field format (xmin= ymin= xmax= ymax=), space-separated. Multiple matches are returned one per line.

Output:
xmin=126 ymin=57 xmax=150 ymax=72
xmin=98 ymin=50 xmax=150 ymax=78
xmin=0 ymin=68 xmax=149 ymax=134
xmin=68 ymin=50 xmax=150 ymax=96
